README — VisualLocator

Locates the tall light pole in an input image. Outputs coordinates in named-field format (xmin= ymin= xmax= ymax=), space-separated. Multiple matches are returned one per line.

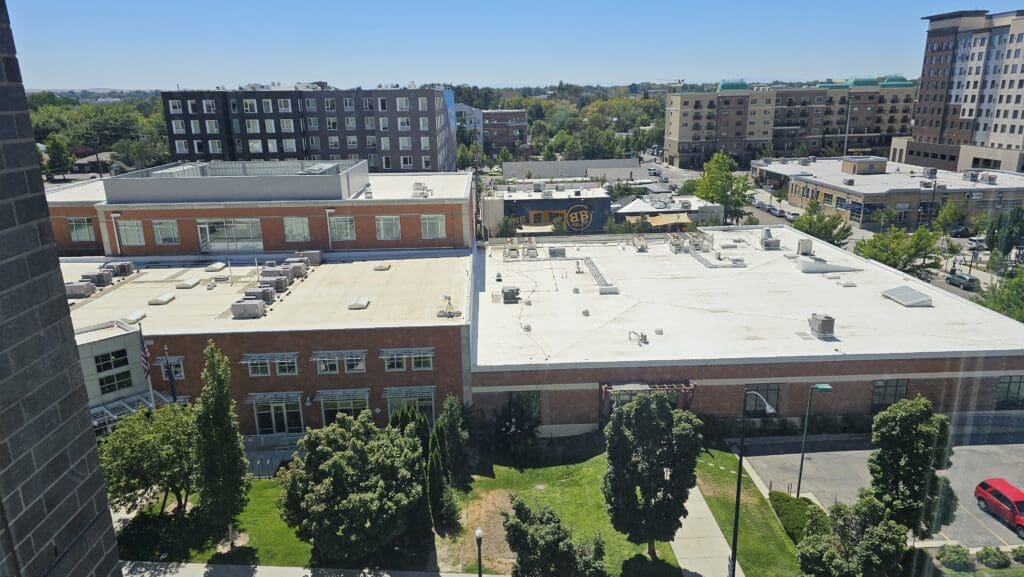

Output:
xmin=796 ymin=383 xmax=832 ymax=498
xmin=730 ymin=390 xmax=776 ymax=577
xmin=475 ymin=527 xmax=483 ymax=577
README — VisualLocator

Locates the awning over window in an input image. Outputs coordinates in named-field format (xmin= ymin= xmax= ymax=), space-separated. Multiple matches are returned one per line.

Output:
xmin=314 ymin=388 xmax=370 ymax=402
xmin=239 ymin=352 xmax=298 ymax=364
xmin=310 ymin=350 xmax=367 ymax=362
xmin=244 ymin=391 xmax=303 ymax=404
xmin=379 ymin=347 xmax=434 ymax=358
xmin=152 ymin=390 xmax=191 ymax=405
xmin=382 ymin=386 xmax=436 ymax=399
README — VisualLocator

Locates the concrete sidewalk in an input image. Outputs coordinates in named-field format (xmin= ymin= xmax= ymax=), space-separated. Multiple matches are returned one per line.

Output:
xmin=671 ymin=488 xmax=745 ymax=577
xmin=121 ymin=561 xmax=500 ymax=577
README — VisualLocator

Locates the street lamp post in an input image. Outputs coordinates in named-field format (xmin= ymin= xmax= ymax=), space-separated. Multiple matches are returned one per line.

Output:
xmin=475 ymin=527 xmax=483 ymax=577
xmin=729 ymin=390 xmax=776 ymax=577
xmin=796 ymin=383 xmax=833 ymax=498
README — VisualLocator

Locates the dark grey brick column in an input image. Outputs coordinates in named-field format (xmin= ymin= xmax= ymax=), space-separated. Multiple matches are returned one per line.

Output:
xmin=0 ymin=2 xmax=121 ymax=576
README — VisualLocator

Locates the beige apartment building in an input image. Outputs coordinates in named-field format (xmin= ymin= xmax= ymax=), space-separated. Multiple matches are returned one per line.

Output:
xmin=665 ymin=78 xmax=916 ymax=169
xmin=751 ymin=155 xmax=1024 ymax=230
xmin=895 ymin=10 xmax=1024 ymax=172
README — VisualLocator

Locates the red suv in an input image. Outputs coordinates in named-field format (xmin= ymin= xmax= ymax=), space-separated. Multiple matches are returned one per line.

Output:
xmin=975 ymin=478 xmax=1024 ymax=539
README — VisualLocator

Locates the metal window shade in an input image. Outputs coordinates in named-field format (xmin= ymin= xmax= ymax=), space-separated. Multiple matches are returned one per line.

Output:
xmin=91 ymin=406 xmax=116 ymax=426
xmin=310 ymin=350 xmax=367 ymax=361
xmin=314 ymin=388 xmax=370 ymax=402
xmin=379 ymin=347 xmax=434 ymax=358
xmin=382 ymin=386 xmax=436 ymax=399
xmin=155 ymin=355 xmax=184 ymax=364
xmin=239 ymin=352 xmax=299 ymax=364
xmin=244 ymin=391 xmax=303 ymax=404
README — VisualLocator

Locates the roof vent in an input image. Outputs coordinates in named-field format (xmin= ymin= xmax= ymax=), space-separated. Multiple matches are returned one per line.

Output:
xmin=881 ymin=285 xmax=932 ymax=307
xmin=808 ymin=313 xmax=835 ymax=339
xmin=797 ymin=238 xmax=813 ymax=256
xmin=761 ymin=228 xmax=781 ymax=250
xmin=373 ymin=263 xmax=392 ymax=271
xmin=843 ymin=178 xmax=855 ymax=186
xmin=348 ymin=296 xmax=371 ymax=310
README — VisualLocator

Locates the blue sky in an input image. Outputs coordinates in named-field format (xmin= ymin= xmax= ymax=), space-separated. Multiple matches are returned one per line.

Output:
xmin=10 ymin=0 xmax=1024 ymax=90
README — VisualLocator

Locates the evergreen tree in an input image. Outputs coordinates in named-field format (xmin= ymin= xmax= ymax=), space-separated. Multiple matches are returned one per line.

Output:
xmin=793 ymin=141 xmax=810 ymax=157
xmin=390 ymin=405 xmax=430 ymax=456
xmin=503 ymin=496 xmax=608 ymax=577
xmin=437 ymin=395 xmax=472 ymax=483
xmin=426 ymin=423 xmax=447 ymax=528
xmin=43 ymin=133 xmax=73 ymax=178
xmin=194 ymin=340 xmax=251 ymax=532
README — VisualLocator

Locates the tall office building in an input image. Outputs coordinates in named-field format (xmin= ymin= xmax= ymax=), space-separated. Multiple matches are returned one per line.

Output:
xmin=0 ymin=2 xmax=121 ymax=575
xmin=891 ymin=10 xmax=1024 ymax=172
xmin=161 ymin=83 xmax=457 ymax=172
xmin=663 ymin=78 xmax=915 ymax=168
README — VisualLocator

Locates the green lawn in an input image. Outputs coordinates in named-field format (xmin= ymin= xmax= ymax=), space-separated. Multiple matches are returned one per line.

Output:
xmin=472 ymin=453 xmax=679 ymax=577
xmin=940 ymin=566 xmax=1024 ymax=577
xmin=696 ymin=448 xmax=802 ymax=577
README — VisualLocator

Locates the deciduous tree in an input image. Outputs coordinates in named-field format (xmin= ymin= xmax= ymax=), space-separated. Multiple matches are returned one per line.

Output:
xmin=934 ymin=199 xmax=968 ymax=235
xmin=756 ymin=139 xmax=775 ymax=159
xmin=798 ymin=491 xmax=907 ymax=577
xmin=503 ymin=496 xmax=608 ymax=577
xmin=603 ymin=393 xmax=703 ymax=559
xmin=793 ymin=141 xmax=809 ymax=157
xmin=854 ymin=227 xmax=942 ymax=277
xmin=976 ymin=274 xmax=1024 ymax=323
xmin=694 ymin=151 xmax=750 ymax=223
xmin=793 ymin=199 xmax=853 ymax=246
xmin=43 ymin=133 xmax=73 ymax=178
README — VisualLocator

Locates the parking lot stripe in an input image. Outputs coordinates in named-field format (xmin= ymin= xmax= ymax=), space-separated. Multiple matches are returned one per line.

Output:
xmin=957 ymin=503 xmax=1010 ymax=546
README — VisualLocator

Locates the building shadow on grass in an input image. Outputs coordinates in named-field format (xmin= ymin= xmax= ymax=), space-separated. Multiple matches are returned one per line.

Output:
xmin=621 ymin=554 xmax=682 ymax=577
xmin=117 ymin=512 xmax=222 ymax=563
xmin=206 ymin=546 xmax=259 ymax=570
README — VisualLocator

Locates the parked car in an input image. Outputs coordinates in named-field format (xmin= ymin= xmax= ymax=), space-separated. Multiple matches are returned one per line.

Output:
xmin=647 ymin=168 xmax=661 ymax=177
xmin=950 ymin=224 xmax=971 ymax=238
xmin=946 ymin=273 xmax=981 ymax=291
xmin=785 ymin=212 xmax=799 ymax=222
xmin=967 ymin=236 xmax=989 ymax=251
xmin=756 ymin=201 xmax=770 ymax=211
xmin=770 ymin=207 xmax=788 ymax=217
xmin=975 ymin=478 xmax=1024 ymax=539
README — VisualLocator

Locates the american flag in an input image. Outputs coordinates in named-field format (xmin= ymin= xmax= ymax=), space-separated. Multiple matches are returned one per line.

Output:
xmin=139 ymin=329 xmax=151 ymax=378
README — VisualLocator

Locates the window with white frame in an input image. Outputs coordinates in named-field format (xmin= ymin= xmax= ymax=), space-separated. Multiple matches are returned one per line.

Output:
xmin=156 ymin=356 xmax=185 ymax=380
xmin=262 ymin=98 xmax=273 ymax=113
xmin=380 ymin=137 xmax=390 ymax=151
xmin=246 ymin=119 xmax=260 ymax=133
xmin=277 ymin=98 xmax=292 ymax=112
xmin=324 ymin=98 xmax=336 ymax=111
xmin=248 ymin=361 xmax=270 ymax=377
xmin=382 ymin=156 xmax=392 ymax=169
xmin=345 ymin=117 xmax=356 ymax=130
xmin=206 ymin=120 xmax=219 ymax=134
xmin=378 ymin=97 xmax=388 ymax=111
xmin=383 ymin=353 xmax=406 ymax=371
xmin=422 ymin=156 xmax=432 ymax=170
xmin=363 ymin=97 xmax=373 ymax=111
xmin=343 ymin=97 xmax=354 ymax=111
xmin=385 ymin=387 xmax=435 ymax=422
xmin=396 ymin=97 xmax=410 ymax=111
xmin=304 ymin=98 xmax=317 ymax=111
xmin=326 ymin=117 xmax=338 ymax=130
xmin=309 ymin=135 xmax=321 ymax=149
xmin=364 ymin=117 xmax=375 ymax=130
xmin=366 ymin=135 xmax=377 ymax=149
xmin=379 ymin=117 xmax=389 ymax=131
xmin=412 ymin=352 xmax=433 ymax=370
xmin=172 ymin=119 xmax=186 ymax=134
xmin=232 ymin=118 xmax=240 ymax=133
xmin=283 ymin=217 xmax=310 ymax=242
xmin=67 ymin=217 xmax=94 ymax=242
xmin=276 ymin=358 xmax=298 ymax=375
xmin=187 ymin=100 xmax=197 ymax=114
xmin=398 ymin=117 xmax=411 ymax=132
xmin=399 ymin=137 xmax=412 ymax=150
xmin=230 ymin=100 xmax=238 ymax=113
xmin=328 ymin=136 xmax=340 ymax=149
xmin=153 ymin=220 xmax=180 ymax=245
xmin=420 ymin=136 xmax=431 ymax=150
xmin=344 ymin=353 xmax=366 ymax=373
xmin=210 ymin=140 xmax=222 ymax=154
xmin=329 ymin=216 xmax=356 ymax=241
xmin=321 ymin=392 xmax=368 ymax=424
xmin=418 ymin=96 xmax=428 ymax=111
xmin=281 ymin=118 xmax=295 ymax=133
xmin=347 ymin=135 xmax=358 ymax=149
xmin=307 ymin=117 xmax=319 ymax=130
xmin=316 ymin=358 xmax=339 ymax=375
xmin=202 ymin=99 xmax=216 ymax=113
xmin=116 ymin=220 xmax=145 ymax=246
xmin=283 ymin=139 xmax=296 ymax=152
xmin=400 ymin=155 xmax=413 ymax=169
xmin=193 ymin=140 xmax=205 ymax=154
xmin=243 ymin=99 xmax=257 ymax=113
xmin=175 ymin=140 xmax=188 ymax=153
xmin=267 ymin=139 xmax=278 ymax=153
xmin=376 ymin=215 xmax=401 ymax=240
xmin=265 ymin=118 xmax=276 ymax=133
xmin=368 ymin=154 xmax=378 ymax=167
xmin=248 ymin=139 xmax=263 ymax=153
xmin=347 ymin=153 xmax=359 ymax=161
xmin=168 ymin=99 xmax=182 ymax=114
xmin=421 ymin=214 xmax=445 ymax=239
xmin=190 ymin=119 xmax=202 ymax=134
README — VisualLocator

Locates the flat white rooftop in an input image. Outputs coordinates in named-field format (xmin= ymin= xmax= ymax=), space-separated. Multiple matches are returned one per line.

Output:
xmin=66 ymin=255 xmax=471 ymax=336
xmin=45 ymin=179 xmax=107 ymax=205
xmin=473 ymin=227 xmax=1024 ymax=370
xmin=500 ymin=187 xmax=609 ymax=201
xmin=754 ymin=158 xmax=1024 ymax=195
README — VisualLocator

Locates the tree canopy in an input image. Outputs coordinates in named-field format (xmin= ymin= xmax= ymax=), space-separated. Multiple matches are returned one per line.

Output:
xmin=985 ymin=206 xmax=1024 ymax=255
xmin=975 ymin=273 xmax=1024 ymax=322
xmin=503 ymin=496 xmax=608 ymax=577
xmin=934 ymin=199 xmax=968 ymax=235
xmin=792 ymin=199 xmax=853 ymax=246
xmin=694 ymin=151 xmax=750 ymax=223
xmin=854 ymin=227 xmax=942 ymax=277
xmin=798 ymin=491 xmax=908 ymax=577
xmin=603 ymin=393 xmax=703 ymax=559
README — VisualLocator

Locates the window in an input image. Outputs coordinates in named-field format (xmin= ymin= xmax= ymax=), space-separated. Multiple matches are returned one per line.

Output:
xmin=399 ymin=136 xmax=412 ymax=150
xmin=379 ymin=117 xmax=390 ymax=131
xmin=382 ymin=156 xmax=392 ymax=170
xmin=304 ymin=98 xmax=317 ymax=112
xmin=412 ymin=353 xmax=433 ymax=371
xmin=345 ymin=354 xmax=366 ymax=373
xmin=326 ymin=117 xmax=338 ymax=130
xmin=116 ymin=220 xmax=145 ymax=246
xmin=345 ymin=116 xmax=356 ymax=130
xmin=996 ymin=375 xmax=1024 ymax=409
xmin=262 ymin=98 xmax=273 ymax=113
xmin=201 ymin=99 xmax=216 ymax=114
xmin=283 ymin=217 xmax=310 ymax=242
xmin=95 ymin=349 xmax=129 ymax=373
xmin=187 ymin=100 xmax=197 ymax=114
xmin=175 ymin=140 xmax=188 ymax=154
xmin=157 ymin=356 xmax=185 ymax=381
xmin=324 ymin=98 xmax=336 ymax=111
xmin=267 ymin=139 xmax=278 ymax=153
xmin=380 ymin=137 xmax=390 ymax=151
xmin=419 ymin=117 xmax=430 ymax=131
xmin=346 ymin=135 xmax=358 ymax=149
xmin=248 ymin=139 xmax=263 ymax=153
xmin=343 ymin=97 xmax=354 ymax=111
xmin=329 ymin=216 xmax=356 ymax=241
xmin=243 ymin=99 xmax=257 ymax=113
xmin=418 ymin=96 xmax=428 ymax=111
xmin=421 ymin=215 xmax=445 ymax=239
xmin=386 ymin=387 xmax=435 ymax=422
xmin=378 ymin=97 xmax=388 ymax=111
xmin=68 ymin=217 xmax=94 ymax=242
xmin=313 ymin=357 xmax=339 ymax=376
xmin=366 ymin=135 xmax=377 ymax=149
xmin=400 ymin=155 xmax=413 ymax=169
xmin=420 ymin=136 xmax=431 ymax=150
xmin=396 ymin=97 xmax=410 ymax=111
xmin=254 ymin=402 xmax=303 ymax=434
xmin=384 ymin=353 xmax=406 ymax=371
xmin=153 ymin=220 xmax=180 ymax=245
xmin=168 ymin=99 xmax=182 ymax=114
xmin=367 ymin=154 xmax=378 ymax=167
xmin=422 ymin=156 xmax=432 ymax=170
xmin=376 ymin=215 xmax=401 ymax=240
xmin=282 ymin=139 xmax=296 ymax=153
xmin=205 ymin=119 xmax=219 ymax=134
xmin=328 ymin=136 xmax=340 ymax=149
xmin=246 ymin=119 xmax=260 ymax=134
xmin=744 ymin=383 xmax=780 ymax=417
xmin=276 ymin=358 xmax=298 ymax=376
xmin=363 ymin=97 xmax=374 ymax=111
xmin=872 ymin=379 xmax=908 ymax=411
xmin=321 ymin=393 xmax=369 ymax=425
xmin=264 ymin=119 xmax=276 ymax=133
xmin=307 ymin=117 xmax=319 ymax=130
xmin=172 ymin=119 xmax=186 ymax=134
xmin=248 ymin=361 xmax=270 ymax=377
xmin=98 ymin=371 xmax=133 ymax=395
xmin=280 ymin=118 xmax=295 ymax=133
xmin=277 ymin=98 xmax=292 ymax=112
xmin=398 ymin=117 xmax=411 ymax=131
xmin=309 ymin=135 xmax=320 ymax=149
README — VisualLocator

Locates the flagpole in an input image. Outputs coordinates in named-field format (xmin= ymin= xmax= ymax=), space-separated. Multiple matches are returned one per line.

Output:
xmin=141 ymin=321 xmax=156 ymax=409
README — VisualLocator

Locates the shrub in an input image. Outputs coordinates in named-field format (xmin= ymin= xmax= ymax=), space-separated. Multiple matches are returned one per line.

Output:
xmin=936 ymin=544 xmax=973 ymax=571
xmin=976 ymin=546 xmax=1011 ymax=569
xmin=769 ymin=491 xmax=816 ymax=544
xmin=1013 ymin=546 xmax=1024 ymax=564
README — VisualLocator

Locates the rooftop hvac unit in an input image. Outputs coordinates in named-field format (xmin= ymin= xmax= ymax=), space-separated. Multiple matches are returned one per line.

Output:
xmin=502 ymin=286 xmax=521 ymax=304
xmin=920 ymin=180 xmax=934 ymax=188
xmin=574 ymin=190 xmax=582 ymax=197
xmin=259 ymin=275 xmax=289 ymax=293
xmin=555 ymin=185 xmax=565 ymax=191
xmin=963 ymin=171 xmax=979 ymax=181
xmin=65 ymin=281 xmax=95 ymax=299
xmin=231 ymin=299 xmax=265 ymax=319
xmin=761 ymin=228 xmax=781 ymax=250
xmin=264 ymin=260 xmax=277 ymax=267
xmin=923 ymin=167 xmax=938 ymax=178
xmin=633 ymin=235 xmax=648 ymax=252
xmin=798 ymin=158 xmax=810 ymax=165
xmin=842 ymin=178 xmax=855 ymax=186
xmin=294 ymin=250 xmax=323 ymax=266
xmin=245 ymin=286 xmax=276 ymax=304
xmin=984 ymin=173 xmax=998 ymax=184
xmin=284 ymin=261 xmax=308 ymax=278
xmin=797 ymin=238 xmax=814 ymax=256
xmin=678 ymin=200 xmax=692 ymax=209
xmin=809 ymin=156 xmax=817 ymax=162
xmin=549 ymin=246 xmax=566 ymax=258
xmin=936 ymin=184 xmax=948 ymax=190
xmin=808 ymin=313 xmax=835 ymax=339
xmin=80 ymin=270 xmax=112 ymax=287
xmin=540 ymin=190 xmax=554 ymax=199
xmin=106 ymin=261 xmax=134 ymax=276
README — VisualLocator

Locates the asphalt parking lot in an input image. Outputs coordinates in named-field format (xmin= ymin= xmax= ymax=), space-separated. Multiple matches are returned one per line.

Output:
xmin=747 ymin=443 xmax=1024 ymax=547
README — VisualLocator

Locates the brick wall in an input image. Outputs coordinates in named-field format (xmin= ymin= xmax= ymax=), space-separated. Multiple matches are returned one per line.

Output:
xmin=0 ymin=2 xmax=121 ymax=575
xmin=48 ymin=204 xmax=103 ymax=256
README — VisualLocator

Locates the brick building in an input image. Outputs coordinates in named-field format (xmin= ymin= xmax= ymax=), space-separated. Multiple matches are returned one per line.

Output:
xmin=481 ymin=109 xmax=528 ymax=159
xmin=45 ymin=160 xmax=474 ymax=257
xmin=0 ymin=1 xmax=121 ymax=574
